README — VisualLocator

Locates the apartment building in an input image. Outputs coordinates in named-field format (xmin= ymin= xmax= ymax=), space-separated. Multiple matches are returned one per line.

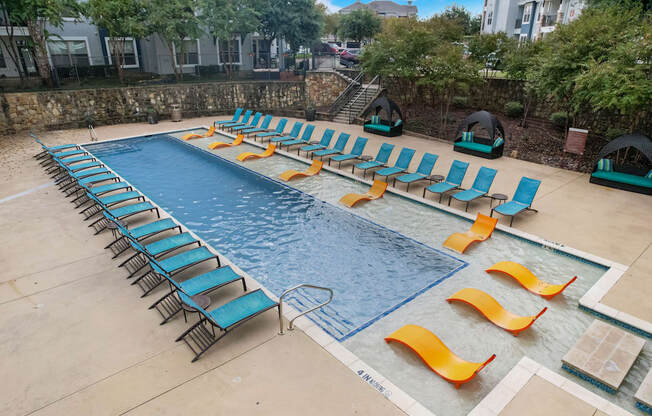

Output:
xmin=339 ymin=0 xmax=418 ymax=18
xmin=481 ymin=0 xmax=585 ymax=41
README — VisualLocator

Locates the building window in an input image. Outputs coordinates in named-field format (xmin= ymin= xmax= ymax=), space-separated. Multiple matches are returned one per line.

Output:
xmin=523 ymin=4 xmax=532 ymax=23
xmin=217 ymin=37 xmax=241 ymax=65
xmin=105 ymin=37 xmax=139 ymax=68
xmin=48 ymin=39 xmax=90 ymax=68
xmin=487 ymin=11 xmax=493 ymax=25
xmin=174 ymin=39 xmax=200 ymax=66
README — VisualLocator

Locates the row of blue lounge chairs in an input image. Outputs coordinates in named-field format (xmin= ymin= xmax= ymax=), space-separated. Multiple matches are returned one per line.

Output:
xmin=34 ymin=135 xmax=281 ymax=362
xmin=214 ymin=110 xmax=541 ymax=226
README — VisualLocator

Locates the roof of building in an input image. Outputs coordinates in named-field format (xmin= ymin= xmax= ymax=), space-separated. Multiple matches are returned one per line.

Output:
xmin=340 ymin=1 xmax=418 ymax=16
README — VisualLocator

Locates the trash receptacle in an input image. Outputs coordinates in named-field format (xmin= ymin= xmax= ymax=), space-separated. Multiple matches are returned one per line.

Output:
xmin=171 ymin=104 xmax=182 ymax=122
xmin=305 ymin=108 xmax=316 ymax=122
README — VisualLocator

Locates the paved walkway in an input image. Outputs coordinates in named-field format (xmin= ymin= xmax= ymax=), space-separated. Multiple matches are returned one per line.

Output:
xmin=1 ymin=116 xmax=649 ymax=416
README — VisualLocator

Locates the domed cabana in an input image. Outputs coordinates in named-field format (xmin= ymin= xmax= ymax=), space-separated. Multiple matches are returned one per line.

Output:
xmin=362 ymin=96 xmax=404 ymax=137
xmin=453 ymin=111 xmax=506 ymax=159
xmin=590 ymin=134 xmax=652 ymax=195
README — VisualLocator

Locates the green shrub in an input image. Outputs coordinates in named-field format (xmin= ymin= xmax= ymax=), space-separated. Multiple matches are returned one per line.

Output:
xmin=549 ymin=112 xmax=568 ymax=129
xmin=504 ymin=101 xmax=524 ymax=118
xmin=452 ymin=96 xmax=468 ymax=108
xmin=605 ymin=127 xmax=627 ymax=140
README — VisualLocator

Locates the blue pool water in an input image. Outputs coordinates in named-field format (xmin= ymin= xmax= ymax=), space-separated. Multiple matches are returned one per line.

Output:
xmin=86 ymin=134 xmax=467 ymax=340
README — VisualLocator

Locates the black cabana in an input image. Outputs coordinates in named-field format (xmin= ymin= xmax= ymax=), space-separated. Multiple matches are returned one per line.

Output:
xmin=453 ymin=111 xmax=506 ymax=159
xmin=590 ymin=134 xmax=652 ymax=195
xmin=362 ymin=96 xmax=404 ymax=137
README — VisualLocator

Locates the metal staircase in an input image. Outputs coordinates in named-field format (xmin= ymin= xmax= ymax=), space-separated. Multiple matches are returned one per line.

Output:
xmin=330 ymin=75 xmax=381 ymax=124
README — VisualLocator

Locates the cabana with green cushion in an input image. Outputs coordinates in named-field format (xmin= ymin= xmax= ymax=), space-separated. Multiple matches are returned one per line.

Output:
xmin=362 ymin=96 xmax=404 ymax=137
xmin=589 ymin=134 xmax=652 ymax=195
xmin=453 ymin=111 xmax=506 ymax=159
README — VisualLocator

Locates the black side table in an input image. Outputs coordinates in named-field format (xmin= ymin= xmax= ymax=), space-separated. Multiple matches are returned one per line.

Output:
xmin=106 ymin=219 xmax=127 ymax=239
xmin=489 ymin=193 xmax=508 ymax=208
xmin=181 ymin=294 xmax=212 ymax=322
xmin=427 ymin=174 xmax=445 ymax=183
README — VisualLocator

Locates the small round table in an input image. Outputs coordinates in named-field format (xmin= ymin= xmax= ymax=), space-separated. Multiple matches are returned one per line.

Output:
xmin=105 ymin=219 xmax=127 ymax=239
xmin=489 ymin=193 xmax=508 ymax=208
xmin=181 ymin=294 xmax=212 ymax=322
xmin=427 ymin=174 xmax=445 ymax=183
xmin=358 ymin=155 xmax=374 ymax=161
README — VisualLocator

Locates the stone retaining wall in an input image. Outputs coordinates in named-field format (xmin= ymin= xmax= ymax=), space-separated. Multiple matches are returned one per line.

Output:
xmin=305 ymin=71 xmax=349 ymax=109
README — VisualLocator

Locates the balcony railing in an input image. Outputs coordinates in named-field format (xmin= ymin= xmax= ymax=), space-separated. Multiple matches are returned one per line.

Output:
xmin=541 ymin=15 xmax=557 ymax=27
xmin=514 ymin=19 xmax=522 ymax=29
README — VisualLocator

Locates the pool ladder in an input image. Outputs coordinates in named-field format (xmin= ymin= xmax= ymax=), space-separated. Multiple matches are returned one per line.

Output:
xmin=279 ymin=284 xmax=334 ymax=335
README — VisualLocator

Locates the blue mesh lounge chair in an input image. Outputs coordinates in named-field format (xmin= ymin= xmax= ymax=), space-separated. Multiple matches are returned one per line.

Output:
xmin=220 ymin=110 xmax=252 ymax=130
xmin=299 ymin=129 xmax=335 ymax=156
xmin=353 ymin=143 xmax=395 ymax=177
xmin=65 ymin=173 xmax=119 ymax=197
xmin=90 ymin=201 xmax=160 ymax=234
xmin=105 ymin=217 xmax=182 ymax=258
xmin=395 ymin=153 xmax=439 ymax=191
xmin=41 ymin=149 xmax=88 ymax=167
xmin=313 ymin=133 xmax=350 ymax=160
xmin=33 ymin=133 xmax=79 ymax=159
xmin=132 ymin=246 xmax=220 ymax=296
xmin=230 ymin=112 xmax=262 ymax=132
xmin=47 ymin=155 xmax=95 ymax=175
xmin=80 ymin=191 xmax=145 ymax=219
xmin=53 ymin=161 xmax=104 ymax=183
xmin=330 ymin=137 xmax=369 ymax=168
xmin=214 ymin=108 xmax=243 ymax=126
xmin=149 ymin=264 xmax=246 ymax=324
xmin=373 ymin=147 xmax=416 ymax=182
xmin=59 ymin=167 xmax=111 ymax=190
xmin=72 ymin=181 xmax=133 ymax=207
xmin=242 ymin=114 xmax=273 ymax=134
xmin=449 ymin=167 xmax=498 ymax=211
xmin=119 ymin=232 xmax=201 ymax=280
xmin=424 ymin=160 xmax=470 ymax=203
xmin=255 ymin=119 xmax=288 ymax=140
xmin=280 ymin=124 xmax=315 ymax=149
xmin=176 ymin=289 xmax=279 ymax=362
xmin=270 ymin=122 xmax=304 ymax=144
xmin=491 ymin=177 xmax=541 ymax=226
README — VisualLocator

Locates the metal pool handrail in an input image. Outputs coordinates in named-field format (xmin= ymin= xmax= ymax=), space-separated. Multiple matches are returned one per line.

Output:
xmin=279 ymin=284 xmax=334 ymax=334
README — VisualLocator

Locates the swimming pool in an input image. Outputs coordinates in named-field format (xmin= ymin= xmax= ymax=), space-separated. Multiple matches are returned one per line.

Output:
xmin=84 ymin=130 xmax=650 ymax=416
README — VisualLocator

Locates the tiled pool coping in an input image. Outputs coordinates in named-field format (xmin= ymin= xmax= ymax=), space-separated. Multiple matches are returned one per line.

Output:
xmin=79 ymin=126 xmax=650 ymax=416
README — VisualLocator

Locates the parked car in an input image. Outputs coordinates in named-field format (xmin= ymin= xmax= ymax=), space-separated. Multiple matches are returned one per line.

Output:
xmin=340 ymin=49 xmax=360 ymax=67
xmin=313 ymin=42 xmax=339 ymax=56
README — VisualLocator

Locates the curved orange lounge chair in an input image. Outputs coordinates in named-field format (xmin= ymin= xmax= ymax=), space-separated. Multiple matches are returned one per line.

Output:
xmin=236 ymin=144 xmax=276 ymax=162
xmin=443 ymin=213 xmax=498 ymax=254
xmin=385 ymin=325 xmax=495 ymax=388
xmin=208 ymin=134 xmax=244 ymax=150
xmin=339 ymin=180 xmax=388 ymax=208
xmin=447 ymin=288 xmax=547 ymax=336
xmin=486 ymin=261 xmax=577 ymax=300
xmin=182 ymin=126 xmax=216 ymax=140
xmin=280 ymin=160 xmax=323 ymax=181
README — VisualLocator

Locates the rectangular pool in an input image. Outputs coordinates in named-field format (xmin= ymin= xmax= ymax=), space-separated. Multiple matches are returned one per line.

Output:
xmin=86 ymin=134 xmax=468 ymax=340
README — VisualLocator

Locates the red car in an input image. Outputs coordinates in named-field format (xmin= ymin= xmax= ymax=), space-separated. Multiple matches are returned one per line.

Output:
xmin=340 ymin=49 xmax=360 ymax=67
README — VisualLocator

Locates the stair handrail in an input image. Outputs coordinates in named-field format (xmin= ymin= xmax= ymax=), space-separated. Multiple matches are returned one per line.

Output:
xmin=347 ymin=75 xmax=380 ymax=124
xmin=88 ymin=125 xmax=98 ymax=142
xmin=328 ymin=72 xmax=364 ymax=116
xmin=278 ymin=283 xmax=334 ymax=334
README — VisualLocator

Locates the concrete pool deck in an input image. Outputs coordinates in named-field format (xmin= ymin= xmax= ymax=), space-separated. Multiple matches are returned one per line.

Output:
xmin=0 ymin=116 xmax=649 ymax=416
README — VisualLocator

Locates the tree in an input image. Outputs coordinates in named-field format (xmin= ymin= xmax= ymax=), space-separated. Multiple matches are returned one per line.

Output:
xmin=339 ymin=9 xmax=382 ymax=43
xmin=502 ymin=40 xmax=543 ymax=126
xmin=527 ymin=4 xmax=650 ymax=130
xmin=467 ymin=32 xmax=516 ymax=77
xmin=6 ymin=0 xmax=82 ymax=87
xmin=86 ymin=0 xmax=149 ymax=83
xmin=199 ymin=0 xmax=259 ymax=79
xmin=0 ymin=0 xmax=29 ymax=84
xmin=146 ymin=0 xmax=203 ymax=81
xmin=323 ymin=12 xmax=340 ymax=41
xmin=442 ymin=5 xmax=480 ymax=36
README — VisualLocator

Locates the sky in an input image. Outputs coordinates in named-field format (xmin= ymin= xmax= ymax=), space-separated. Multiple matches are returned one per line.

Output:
xmin=319 ymin=0 xmax=484 ymax=17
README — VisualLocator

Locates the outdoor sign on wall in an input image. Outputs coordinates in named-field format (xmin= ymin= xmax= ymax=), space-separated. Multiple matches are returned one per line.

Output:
xmin=564 ymin=127 xmax=589 ymax=155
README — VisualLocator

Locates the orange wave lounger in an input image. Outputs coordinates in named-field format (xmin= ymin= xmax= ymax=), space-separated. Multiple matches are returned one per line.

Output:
xmin=208 ymin=134 xmax=244 ymax=150
xmin=385 ymin=325 xmax=496 ymax=389
xmin=279 ymin=160 xmax=323 ymax=181
xmin=443 ymin=213 xmax=498 ymax=254
xmin=236 ymin=144 xmax=276 ymax=162
xmin=339 ymin=180 xmax=388 ymax=208
xmin=486 ymin=261 xmax=577 ymax=300
xmin=447 ymin=288 xmax=547 ymax=336
xmin=182 ymin=126 xmax=216 ymax=141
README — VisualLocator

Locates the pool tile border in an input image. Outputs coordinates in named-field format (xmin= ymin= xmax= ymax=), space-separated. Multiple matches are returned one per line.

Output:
xmin=468 ymin=357 xmax=635 ymax=416
xmin=77 ymin=125 xmax=651 ymax=416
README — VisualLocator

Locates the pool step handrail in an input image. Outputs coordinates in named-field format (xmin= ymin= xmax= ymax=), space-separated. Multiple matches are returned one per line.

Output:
xmin=279 ymin=284 xmax=334 ymax=334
